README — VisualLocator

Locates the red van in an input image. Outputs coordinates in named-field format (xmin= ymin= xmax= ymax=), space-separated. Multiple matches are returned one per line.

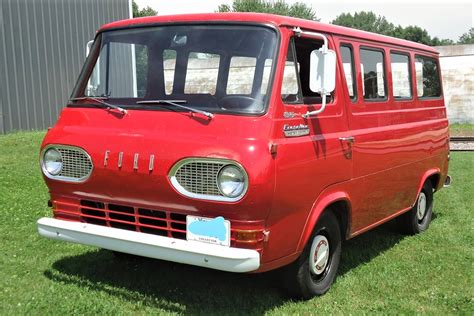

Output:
xmin=37 ymin=13 xmax=450 ymax=298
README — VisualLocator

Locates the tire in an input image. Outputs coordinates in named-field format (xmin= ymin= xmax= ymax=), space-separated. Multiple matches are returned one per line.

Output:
xmin=282 ymin=211 xmax=342 ymax=299
xmin=398 ymin=181 xmax=433 ymax=235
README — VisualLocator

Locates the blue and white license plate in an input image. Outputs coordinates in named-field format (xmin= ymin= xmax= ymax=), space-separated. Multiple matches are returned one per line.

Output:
xmin=186 ymin=215 xmax=231 ymax=247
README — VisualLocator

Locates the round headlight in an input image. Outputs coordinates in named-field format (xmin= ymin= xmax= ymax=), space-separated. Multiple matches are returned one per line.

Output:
xmin=217 ymin=165 xmax=246 ymax=198
xmin=43 ymin=148 xmax=63 ymax=176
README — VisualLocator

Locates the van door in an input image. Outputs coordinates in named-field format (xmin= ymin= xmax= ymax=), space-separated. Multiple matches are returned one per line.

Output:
xmin=265 ymin=31 xmax=352 ymax=261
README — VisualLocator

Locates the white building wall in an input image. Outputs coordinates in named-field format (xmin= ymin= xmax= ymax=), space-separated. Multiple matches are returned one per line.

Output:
xmin=436 ymin=44 xmax=474 ymax=123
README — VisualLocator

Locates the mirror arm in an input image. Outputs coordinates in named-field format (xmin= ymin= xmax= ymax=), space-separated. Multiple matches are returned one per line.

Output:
xmin=293 ymin=27 xmax=330 ymax=119
xmin=302 ymin=91 xmax=328 ymax=119
xmin=293 ymin=27 xmax=328 ymax=53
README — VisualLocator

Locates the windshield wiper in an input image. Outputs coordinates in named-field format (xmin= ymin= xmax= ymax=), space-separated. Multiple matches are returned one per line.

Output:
xmin=136 ymin=100 xmax=213 ymax=120
xmin=70 ymin=96 xmax=127 ymax=114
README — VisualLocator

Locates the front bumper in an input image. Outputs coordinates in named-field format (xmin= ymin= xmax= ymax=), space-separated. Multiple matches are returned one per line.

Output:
xmin=37 ymin=217 xmax=260 ymax=273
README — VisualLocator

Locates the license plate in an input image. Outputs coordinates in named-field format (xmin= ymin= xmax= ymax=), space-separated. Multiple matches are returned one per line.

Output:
xmin=186 ymin=215 xmax=231 ymax=247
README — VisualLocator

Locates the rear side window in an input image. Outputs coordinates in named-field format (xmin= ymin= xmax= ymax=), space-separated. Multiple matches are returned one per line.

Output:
xmin=184 ymin=52 xmax=220 ymax=95
xmin=415 ymin=55 xmax=441 ymax=98
xmin=390 ymin=52 xmax=412 ymax=99
xmin=340 ymin=45 xmax=356 ymax=100
xmin=163 ymin=49 xmax=176 ymax=95
xmin=360 ymin=48 xmax=386 ymax=100
xmin=226 ymin=56 xmax=256 ymax=95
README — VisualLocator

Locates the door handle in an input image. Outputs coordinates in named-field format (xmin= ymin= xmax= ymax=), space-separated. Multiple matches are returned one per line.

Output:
xmin=339 ymin=136 xmax=355 ymax=143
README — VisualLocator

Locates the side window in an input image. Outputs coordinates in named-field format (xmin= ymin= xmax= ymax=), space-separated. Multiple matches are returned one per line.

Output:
xmin=390 ymin=52 xmax=412 ymax=99
xmin=260 ymin=59 xmax=273 ymax=94
xmin=415 ymin=55 xmax=441 ymax=98
xmin=340 ymin=45 xmax=356 ymax=100
xmin=134 ymin=45 xmax=148 ymax=98
xmin=184 ymin=52 xmax=220 ymax=95
xmin=163 ymin=49 xmax=176 ymax=95
xmin=88 ymin=43 xmax=148 ymax=98
xmin=281 ymin=41 xmax=301 ymax=102
xmin=226 ymin=56 xmax=256 ymax=95
xmin=360 ymin=48 xmax=386 ymax=100
xmin=281 ymin=36 xmax=331 ymax=105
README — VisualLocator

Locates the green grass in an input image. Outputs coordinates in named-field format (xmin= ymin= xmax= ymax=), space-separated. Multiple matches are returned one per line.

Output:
xmin=1 ymin=131 xmax=473 ymax=314
xmin=450 ymin=123 xmax=474 ymax=136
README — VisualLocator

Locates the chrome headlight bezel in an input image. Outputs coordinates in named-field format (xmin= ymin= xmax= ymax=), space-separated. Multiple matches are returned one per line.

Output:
xmin=42 ymin=147 xmax=63 ymax=176
xmin=169 ymin=158 xmax=249 ymax=202
xmin=40 ymin=145 xmax=93 ymax=183
xmin=217 ymin=164 xmax=247 ymax=198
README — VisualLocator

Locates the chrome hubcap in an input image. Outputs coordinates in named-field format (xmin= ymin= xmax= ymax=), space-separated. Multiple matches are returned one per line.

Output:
xmin=417 ymin=192 xmax=427 ymax=221
xmin=309 ymin=235 xmax=329 ymax=275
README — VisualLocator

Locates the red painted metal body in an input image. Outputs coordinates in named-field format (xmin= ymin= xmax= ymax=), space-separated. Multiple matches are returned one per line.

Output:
xmin=40 ymin=13 xmax=449 ymax=272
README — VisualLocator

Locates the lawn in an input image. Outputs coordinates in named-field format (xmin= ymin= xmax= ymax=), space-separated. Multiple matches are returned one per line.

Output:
xmin=0 ymin=131 xmax=473 ymax=315
xmin=450 ymin=123 xmax=474 ymax=137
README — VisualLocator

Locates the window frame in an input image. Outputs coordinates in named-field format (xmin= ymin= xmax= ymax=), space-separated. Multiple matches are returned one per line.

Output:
xmin=414 ymin=54 xmax=443 ymax=100
xmin=340 ymin=43 xmax=357 ymax=102
xmin=359 ymin=46 xmax=388 ymax=102
xmin=389 ymin=50 xmax=413 ymax=101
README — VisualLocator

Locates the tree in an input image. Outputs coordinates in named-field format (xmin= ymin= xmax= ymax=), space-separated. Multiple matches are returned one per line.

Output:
xmin=458 ymin=28 xmax=474 ymax=44
xmin=397 ymin=25 xmax=432 ymax=45
xmin=132 ymin=0 xmax=157 ymax=18
xmin=217 ymin=0 xmax=319 ymax=21
xmin=430 ymin=37 xmax=454 ymax=46
xmin=331 ymin=11 xmax=394 ymax=35
xmin=332 ymin=11 xmax=453 ymax=46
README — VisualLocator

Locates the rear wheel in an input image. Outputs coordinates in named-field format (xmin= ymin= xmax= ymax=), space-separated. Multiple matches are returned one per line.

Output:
xmin=398 ymin=181 xmax=433 ymax=234
xmin=282 ymin=211 xmax=341 ymax=299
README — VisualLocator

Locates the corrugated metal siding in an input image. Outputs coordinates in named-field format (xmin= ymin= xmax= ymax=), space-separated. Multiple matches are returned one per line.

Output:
xmin=0 ymin=0 xmax=130 ymax=134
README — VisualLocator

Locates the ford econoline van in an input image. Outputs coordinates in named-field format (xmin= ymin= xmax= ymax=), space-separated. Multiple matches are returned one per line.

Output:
xmin=37 ymin=13 xmax=450 ymax=299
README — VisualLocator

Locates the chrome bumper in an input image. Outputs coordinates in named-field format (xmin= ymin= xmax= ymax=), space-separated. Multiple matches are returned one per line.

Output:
xmin=37 ymin=217 xmax=260 ymax=273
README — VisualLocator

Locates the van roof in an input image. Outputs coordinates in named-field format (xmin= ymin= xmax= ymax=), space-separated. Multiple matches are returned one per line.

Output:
xmin=100 ymin=12 xmax=438 ymax=54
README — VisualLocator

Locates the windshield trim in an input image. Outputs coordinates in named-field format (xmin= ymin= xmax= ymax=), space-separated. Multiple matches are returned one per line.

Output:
xmin=70 ymin=22 xmax=281 ymax=117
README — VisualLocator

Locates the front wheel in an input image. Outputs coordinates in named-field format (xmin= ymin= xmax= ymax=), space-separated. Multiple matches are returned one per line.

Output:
xmin=282 ymin=211 xmax=342 ymax=299
xmin=397 ymin=181 xmax=433 ymax=235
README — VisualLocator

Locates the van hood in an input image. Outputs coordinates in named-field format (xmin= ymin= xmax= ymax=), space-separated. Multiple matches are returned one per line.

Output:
xmin=41 ymin=107 xmax=275 ymax=221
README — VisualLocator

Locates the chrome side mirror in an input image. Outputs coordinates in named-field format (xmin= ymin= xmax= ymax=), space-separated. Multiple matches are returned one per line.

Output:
xmin=309 ymin=49 xmax=336 ymax=94
xmin=86 ymin=40 xmax=94 ymax=57
xmin=86 ymin=40 xmax=100 ymax=96
xmin=302 ymin=48 xmax=336 ymax=118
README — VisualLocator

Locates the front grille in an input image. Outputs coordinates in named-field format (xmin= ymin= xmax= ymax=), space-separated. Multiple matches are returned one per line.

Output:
xmin=57 ymin=147 xmax=93 ymax=180
xmin=79 ymin=200 xmax=188 ymax=239
xmin=175 ymin=161 xmax=225 ymax=196
xmin=54 ymin=199 xmax=265 ymax=251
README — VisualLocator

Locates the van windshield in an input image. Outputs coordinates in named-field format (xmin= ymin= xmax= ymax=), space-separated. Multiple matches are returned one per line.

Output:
xmin=71 ymin=25 xmax=278 ymax=115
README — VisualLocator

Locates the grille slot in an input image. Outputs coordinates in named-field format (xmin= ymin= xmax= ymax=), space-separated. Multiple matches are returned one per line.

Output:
xmin=174 ymin=161 xmax=225 ymax=196
xmin=80 ymin=200 xmax=105 ymax=225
